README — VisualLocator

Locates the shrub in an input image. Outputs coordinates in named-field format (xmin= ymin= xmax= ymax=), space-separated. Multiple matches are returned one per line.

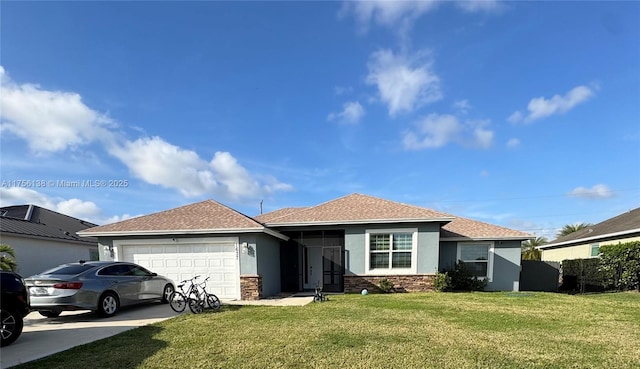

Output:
xmin=441 ymin=262 xmax=487 ymax=291
xmin=561 ymin=258 xmax=603 ymax=292
xmin=434 ymin=271 xmax=451 ymax=292
xmin=378 ymin=278 xmax=395 ymax=293
xmin=599 ymin=241 xmax=640 ymax=291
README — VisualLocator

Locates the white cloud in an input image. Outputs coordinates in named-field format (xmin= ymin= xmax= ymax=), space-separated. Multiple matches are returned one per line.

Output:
xmin=0 ymin=66 xmax=291 ymax=203
xmin=328 ymin=101 xmax=365 ymax=124
xmin=108 ymin=137 xmax=292 ymax=200
xmin=509 ymin=85 xmax=596 ymax=124
xmin=334 ymin=86 xmax=353 ymax=95
xmin=453 ymin=99 xmax=472 ymax=114
xmin=340 ymin=0 xmax=438 ymax=35
xmin=0 ymin=67 xmax=115 ymax=153
xmin=367 ymin=49 xmax=442 ymax=117
xmin=0 ymin=187 xmax=112 ymax=224
xmin=472 ymin=125 xmax=494 ymax=149
xmin=56 ymin=198 xmax=102 ymax=220
xmin=403 ymin=113 xmax=494 ymax=150
xmin=506 ymin=138 xmax=520 ymax=148
xmin=456 ymin=0 xmax=501 ymax=13
xmin=568 ymin=184 xmax=614 ymax=199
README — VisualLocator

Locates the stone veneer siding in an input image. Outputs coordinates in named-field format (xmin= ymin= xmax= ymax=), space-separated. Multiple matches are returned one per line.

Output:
xmin=344 ymin=274 xmax=435 ymax=293
xmin=240 ymin=275 xmax=262 ymax=300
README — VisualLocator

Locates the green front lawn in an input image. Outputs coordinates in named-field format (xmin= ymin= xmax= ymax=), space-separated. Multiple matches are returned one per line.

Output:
xmin=15 ymin=292 xmax=640 ymax=369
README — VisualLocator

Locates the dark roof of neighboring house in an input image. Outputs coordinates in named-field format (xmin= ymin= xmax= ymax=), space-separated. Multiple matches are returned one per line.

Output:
xmin=539 ymin=207 xmax=640 ymax=249
xmin=0 ymin=205 xmax=98 ymax=245
xmin=78 ymin=200 xmax=287 ymax=240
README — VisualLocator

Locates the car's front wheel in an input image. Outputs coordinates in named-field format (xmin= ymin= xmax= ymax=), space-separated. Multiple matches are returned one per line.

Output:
xmin=161 ymin=284 xmax=174 ymax=304
xmin=97 ymin=292 xmax=119 ymax=317
xmin=0 ymin=307 xmax=24 ymax=347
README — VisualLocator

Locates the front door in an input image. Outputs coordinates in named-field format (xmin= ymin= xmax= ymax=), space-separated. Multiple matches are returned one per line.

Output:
xmin=304 ymin=247 xmax=323 ymax=289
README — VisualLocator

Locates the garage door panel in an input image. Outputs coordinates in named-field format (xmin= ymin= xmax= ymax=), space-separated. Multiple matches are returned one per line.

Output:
xmin=120 ymin=242 xmax=239 ymax=300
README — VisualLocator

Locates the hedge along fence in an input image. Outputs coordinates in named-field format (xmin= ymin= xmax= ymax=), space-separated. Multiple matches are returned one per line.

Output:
xmin=561 ymin=241 xmax=640 ymax=293
xmin=599 ymin=241 xmax=640 ymax=291
xmin=561 ymin=258 xmax=603 ymax=293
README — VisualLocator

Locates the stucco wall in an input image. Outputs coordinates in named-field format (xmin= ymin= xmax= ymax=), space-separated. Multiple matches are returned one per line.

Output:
xmin=439 ymin=240 xmax=521 ymax=291
xmin=3 ymin=234 xmax=98 ymax=277
xmin=344 ymin=223 xmax=440 ymax=275
xmin=490 ymin=241 xmax=522 ymax=291
xmin=255 ymin=234 xmax=282 ymax=297
xmin=541 ymin=235 xmax=640 ymax=262
xmin=541 ymin=244 xmax=592 ymax=262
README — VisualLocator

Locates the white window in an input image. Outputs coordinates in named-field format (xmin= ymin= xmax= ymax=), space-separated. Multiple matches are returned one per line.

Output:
xmin=365 ymin=229 xmax=417 ymax=274
xmin=457 ymin=243 xmax=494 ymax=281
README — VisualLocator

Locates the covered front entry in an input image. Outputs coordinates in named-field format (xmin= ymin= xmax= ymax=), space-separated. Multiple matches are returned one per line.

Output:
xmin=303 ymin=246 xmax=343 ymax=292
xmin=281 ymin=230 xmax=344 ymax=293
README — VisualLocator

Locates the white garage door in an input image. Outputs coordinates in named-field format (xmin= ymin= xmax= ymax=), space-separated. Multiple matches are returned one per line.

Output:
xmin=119 ymin=239 xmax=239 ymax=300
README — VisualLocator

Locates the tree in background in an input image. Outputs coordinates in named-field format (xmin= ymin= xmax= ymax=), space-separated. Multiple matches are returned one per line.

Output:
xmin=557 ymin=223 xmax=592 ymax=238
xmin=0 ymin=244 xmax=18 ymax=271
xmin=521 ymin=236 xmax=548 ymax=260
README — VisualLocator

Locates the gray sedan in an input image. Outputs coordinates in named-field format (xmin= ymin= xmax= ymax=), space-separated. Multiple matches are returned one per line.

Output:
xmin=25 ymin=261 xmax=175 ymax=317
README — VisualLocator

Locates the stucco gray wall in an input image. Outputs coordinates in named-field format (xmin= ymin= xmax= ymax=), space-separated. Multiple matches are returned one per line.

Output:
xmin=255 ymin=234 xmax=282 ymax=297
xmin=344 ymin=223 xmax=440 ymax=275
xmin=438 ymin=240 xmax=522 ymax=291
xmin=438 ymin=241 xmax=458 ymax=272
xmin=490 ymin=241 xmax=522 ymax=291
xmin=239 ymin=235 xmax=258 ymax=275
xmin=5 ymin=234 xmax=98 ymax=277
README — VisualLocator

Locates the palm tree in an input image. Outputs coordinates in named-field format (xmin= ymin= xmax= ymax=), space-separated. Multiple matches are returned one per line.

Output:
xmin=521 ymin=236 xmax=548 ymax=261
xmin=557 ymin=223 xmax=592 ymax=238
xmin=0 ymin=243 xmax=18 ymax=271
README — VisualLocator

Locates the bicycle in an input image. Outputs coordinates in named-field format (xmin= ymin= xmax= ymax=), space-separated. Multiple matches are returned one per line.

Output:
xmin=168 ymin=276 xmax=201 ymax=313
xmin=188 ymin=277 xmax=221 ymax=313
xmin=313 ymin=283 xmax=327 ymax=302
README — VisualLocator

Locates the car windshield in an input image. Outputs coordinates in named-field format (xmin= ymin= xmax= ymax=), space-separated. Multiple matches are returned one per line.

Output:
xmin=40 ymin=264 xmax=97 ymax=275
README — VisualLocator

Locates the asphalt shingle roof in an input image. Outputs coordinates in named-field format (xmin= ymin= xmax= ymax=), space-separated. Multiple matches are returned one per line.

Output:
xmin=78 ymin=194 xmax=531 ymax=240
xmin=256 ymin=194 xmax=530 ymax=239
xmin=257 ymin=193 xmax=453 ymax=225
xmin=80 ymin=199 xmax=265 ymax=235
xmin=542 ymin=207 xmax=640 ymax=247
xmin=441 ymin=216 xmax=532 ymax=239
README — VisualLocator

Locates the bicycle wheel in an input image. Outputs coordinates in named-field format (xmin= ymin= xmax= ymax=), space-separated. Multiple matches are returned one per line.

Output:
xmin=168 ymin=292 xmax=187 ymax=313
xmin=206 ymin=293 xmax=221 ymax=311
xmin=188 ymin=293 xmax=204 ymax=314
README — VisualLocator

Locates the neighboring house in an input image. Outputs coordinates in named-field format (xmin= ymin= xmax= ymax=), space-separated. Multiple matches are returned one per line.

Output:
xmin=0 ymin=205 xmax=99 ymax=277
xmin=538 ymin=207 xmax=640 ymax=262
xmin=78 ymin=194 xmax=532 ymax=300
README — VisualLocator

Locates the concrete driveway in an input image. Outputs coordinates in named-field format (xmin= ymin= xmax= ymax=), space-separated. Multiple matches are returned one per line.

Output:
xmin=0 ymin=303 xmax=180 ymax=368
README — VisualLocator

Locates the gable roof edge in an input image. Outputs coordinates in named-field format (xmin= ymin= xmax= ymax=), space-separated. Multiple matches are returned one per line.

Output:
xmin=78 ymin=227 xmax=289 ymax=241
xmin=538 ymin=228 xmax=640 ymax=249
xmin=265 ymin=217 xmax=455 ymax=228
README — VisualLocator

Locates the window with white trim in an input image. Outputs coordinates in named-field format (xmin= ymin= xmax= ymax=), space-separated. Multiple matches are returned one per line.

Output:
xmin=366 ymin=229 xmax=417 ymax=273
xmin=590 ymin=243 xmax=600 ymax=257
xmin=457 ymin=243 xmax=494 ymax=280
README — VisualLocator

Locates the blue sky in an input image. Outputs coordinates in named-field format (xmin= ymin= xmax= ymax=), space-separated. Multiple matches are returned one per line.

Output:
xmin=1 ymin=1 xmax=638 ymax=240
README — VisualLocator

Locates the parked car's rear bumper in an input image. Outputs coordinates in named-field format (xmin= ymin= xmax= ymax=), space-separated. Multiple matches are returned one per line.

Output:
xmin=29 ymin=296 xmax=95 ymax=311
